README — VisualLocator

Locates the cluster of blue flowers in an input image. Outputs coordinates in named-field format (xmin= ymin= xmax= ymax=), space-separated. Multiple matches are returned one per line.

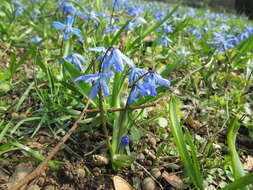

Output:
xmin=74 ymin=47 xmax=170 ymax=105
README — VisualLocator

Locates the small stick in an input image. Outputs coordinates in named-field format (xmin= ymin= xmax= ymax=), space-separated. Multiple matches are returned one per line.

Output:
xmin=11 ymin=99 xmax=91 ymax=190
xmin=134 ymin=161 xmax=164 ymax=190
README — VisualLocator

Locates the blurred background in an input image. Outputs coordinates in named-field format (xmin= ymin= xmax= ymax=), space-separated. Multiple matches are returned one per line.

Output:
xmin=151 ymin=0 xmax=253 ymax=19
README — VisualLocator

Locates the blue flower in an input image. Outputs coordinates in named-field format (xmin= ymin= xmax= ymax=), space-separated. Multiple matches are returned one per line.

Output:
xmin=102 ymin=25 xmax=118 ymax=34
xmin=157 ymin=36 xmax=173 ymax=47
xmin=14 ymin=5 xmax=27 ymax=16
xmin=12 ymin=0 xmax=22 ymax=5
xmin=52 ymin=15 xmax=83 ymax=43
xmin=127 ymin=70 xmax=170 ymax=105
xmin=189 ymin=27 xmax=201 ymax=40
xmin=31 ymin=9 xmax=41 ymax=20
xmin=64 ymin=53 xmax=87 ymax=72
xmin=141 ymin=71 xmax=170 ymax=96
xmin=74 ymin=72 xmax=113 ymax=99
xmin=120 ymin=135 xmax=130 ymax=147
xmin=58 ymin=1 xmax=76 ymax=15
xmin=102 ymin=48 xmax=134 ymax=72
xmin=128 ymin=68 xmax=146 ymax=86
xmin=28 ymin=36 xmax=42 ymax=43
xmin=82 ymin=9 xmax=101 ymax=23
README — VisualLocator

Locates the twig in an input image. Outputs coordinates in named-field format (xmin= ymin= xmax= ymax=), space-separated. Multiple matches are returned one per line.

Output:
xmin=134 ymin=161 xmax=164 ymax=190
xmin=11 ymin=99 xmax=91 ymax=190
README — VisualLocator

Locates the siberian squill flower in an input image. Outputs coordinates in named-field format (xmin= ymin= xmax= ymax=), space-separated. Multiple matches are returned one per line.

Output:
xmin=12 ymin=0 xmax=22 ymax=5
xmin=139 ymin=71 xmax=170 ymax=97
xmin=64 ymin=53 xmax=87 ymax=72
xmin=157 ymin=36 xmax=173 ymax=48
xmin=102 ymin=48 xmax=134 ymax=72
xmin=14 ymin=5 xmax=27 ymax=16
xmin=127 ymin=68 xmax=170 ymax=105
xmin=31 ymin=9 xmax=41 ymax=20
xmin=128 ymin=68 xmax=146 ymax=86
xmin=189 ymin=27 xmax=201 ymax=40
xmin=120 ymin=135 xmax=130 ymax=147
xmin=82 ymin=9 xmax=101 ymax=23
xmin=58 ymin=1 xmax=76 ymax=15
xmin=52 ymin=15 xmax=83 ymax=43
xmin=74 ymin=72 xmax=113 ymax=99
xmin=28 ymin=36 xmax=42 ymax=43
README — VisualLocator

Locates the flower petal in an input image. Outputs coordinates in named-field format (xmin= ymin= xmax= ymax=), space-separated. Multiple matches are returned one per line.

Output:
xmin=89 ymin=82 xmax=99 ymax=99
xmin=52 ymin=22 xmax=66 ymax=30
xmin=101 ymin=80 xmax=110 ymax=97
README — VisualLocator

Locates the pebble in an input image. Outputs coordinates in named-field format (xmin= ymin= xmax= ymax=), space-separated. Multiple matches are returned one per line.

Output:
xmin=142 ymin=177 xmax=156 ymax=190
xmin=151 ymin=168 xmax=161 ymax=179
xmin=91 ymin=154 xmax=109 ymax=166
xmin=77 ymin=168 xmax=86 ymax=178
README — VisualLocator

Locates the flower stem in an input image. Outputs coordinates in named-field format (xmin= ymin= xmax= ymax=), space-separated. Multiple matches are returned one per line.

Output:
xmin=98 ymin=86 xmax=112 ymax=155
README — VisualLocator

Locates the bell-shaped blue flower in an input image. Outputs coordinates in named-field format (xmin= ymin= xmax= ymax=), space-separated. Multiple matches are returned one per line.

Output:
xmin=58 ymin=1 xmax=76 ymax=15
xmin=14 ymin=5 xmax=27 ymax=16
xmin=102 ymin=48 xmax=134 ymax=72
xmin=74 ymin=72 xmax=113 ymax=99
xmin=128 ymin=67 xmax=146 ymax=86
xmin=64 ymin=53 xmax=87 ymax=72
xmin=120 ymin=135 xmax=130 ymax=147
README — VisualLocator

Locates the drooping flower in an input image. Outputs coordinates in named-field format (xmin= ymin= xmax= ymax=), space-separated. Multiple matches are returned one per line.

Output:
xmin=74 ymin=72 xmax=113 ymax=99
xmin=120 ymin=135 xmax=130 ymax=147
xmin=102 ymin=48 xmax=134 ymax=72
xmin=58 ymin=1 xmax=76 ymax=15
xmin=64 ymin=53 xmax=87 ymax=72
xmin=52 ymin=15 xmax=83 ymax=43
xmin=11 ymin=0 xmax=22 ymax=6
xmin=14 ymin=5 xmax=27 ymax=16
xmin=128 ymin=68 xmax=146 ymax=86
xmin=127 ymin=69 xmax=170 ymax=105
xmin=139 ymin=71 xmax=170 ymax=97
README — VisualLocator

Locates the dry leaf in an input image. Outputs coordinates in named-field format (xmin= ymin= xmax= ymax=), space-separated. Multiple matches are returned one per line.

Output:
xmin=162 ymin=171 xmax=184 ymax=190
xmin=113 ymin=175 xmax=133 ymax=190
xmin=244 ymin=155 xmax=253 ymax=172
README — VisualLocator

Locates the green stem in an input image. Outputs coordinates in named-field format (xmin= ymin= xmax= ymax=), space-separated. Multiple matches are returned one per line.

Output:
xmin=98 ymin=88 xmax=112 ymax=155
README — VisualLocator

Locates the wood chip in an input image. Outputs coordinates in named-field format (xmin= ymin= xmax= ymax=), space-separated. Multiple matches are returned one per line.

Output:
xmin=113 ymin=175 xmax=133 ymax=190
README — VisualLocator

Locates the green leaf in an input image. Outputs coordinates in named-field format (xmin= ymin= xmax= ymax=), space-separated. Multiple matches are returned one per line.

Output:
xmin=168 ymin=96 xmax=203 ymax=189
xmin=221 ymin=172 xmax=253 ymax=190
xmin=227 ymin=117 xmax=249 ymax=190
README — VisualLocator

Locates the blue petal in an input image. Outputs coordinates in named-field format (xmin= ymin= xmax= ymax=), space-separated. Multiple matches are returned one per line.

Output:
xmin=89 ymin=81 xmax=99 ymax=99
xmin=66 ymin=15 xmax=74 ymax=26
xmin=72 ymin=28 xmax=82 ymax=38
xmin=101 ymin=80 xmax=110 ymax=97
xmin=112 ymin=49 xmax=124 ymax=72
xmin=52 ymin=22 xmax=65 ymax=30
xmin=127 ymin=86 xmax=138 ymax=105
xmin=74 ymin=74 xmax=100 ymax=83
xmin=102 ymin=52 xmax=113 ymax=72
xmin=155 ymin=75 xmax=170 ymax=88
xmin=63 ymin=31 xmax=69 ymax=40
xmin=116 ymin=49 xmax=135 ymax=68
xmin=128 ymin=68 xmax=145 ymax=86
